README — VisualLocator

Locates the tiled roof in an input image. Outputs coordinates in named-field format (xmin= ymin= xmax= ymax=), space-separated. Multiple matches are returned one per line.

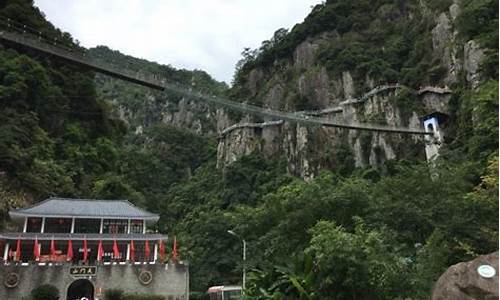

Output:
xmin=9 ymin=197 xmax=159 ymax=221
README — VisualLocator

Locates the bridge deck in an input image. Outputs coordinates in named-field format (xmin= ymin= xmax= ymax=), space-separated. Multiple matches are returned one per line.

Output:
xmin=0 ymin=29 xmax=430 ymax=135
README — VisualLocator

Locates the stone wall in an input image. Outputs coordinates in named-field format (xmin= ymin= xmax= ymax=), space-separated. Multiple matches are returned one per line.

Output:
xmin=0 ymin=262 xmax=188 ymax=300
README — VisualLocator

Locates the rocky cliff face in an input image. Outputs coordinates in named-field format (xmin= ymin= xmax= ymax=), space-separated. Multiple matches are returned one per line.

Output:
xmin=101 ymin=83 xmax=218 ymax=135
xmin=91 ymin=46 xmax=226 ymax=136
xmin=216 ymin=0 xmax=486 ymax=179
xmin=92 ymin=1 xmax=489 ymax=180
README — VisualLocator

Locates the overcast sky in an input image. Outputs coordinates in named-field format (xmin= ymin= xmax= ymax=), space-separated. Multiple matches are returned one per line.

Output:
xmin=34 ymin=0 xmax=322 ymax=84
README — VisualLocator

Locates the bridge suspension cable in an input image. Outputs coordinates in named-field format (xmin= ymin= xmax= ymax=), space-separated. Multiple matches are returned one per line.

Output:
xmin=0 ymin=19 xmax=431 ymax=135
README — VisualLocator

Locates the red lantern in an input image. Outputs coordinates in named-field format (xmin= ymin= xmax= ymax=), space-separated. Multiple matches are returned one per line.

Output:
xmin=112 ymin=240 xmax=120 ymax=260
xmin=172 ymin=236 xmax=178 ymax=262
xmin=50 ymin=237 xmax=57 ymax=260
xmin=97 ymin=240 xmax=104 ymax=262
xmin=15 ymin=238 xmax=21 ymax=262
xmin=33 ymin=237 xmax=40 ymax=261
xmin=130 ymin=240 xmax=135 ymax=262
xmin=66 ymin=240 xmax=73 ymax=262
xmin=83 ymin=238 xmax=88 ymax=263
xmin=159 ymin=240 xmax=166 ymax=262
xmin=144 ymin=240 xmax=150 ymax=262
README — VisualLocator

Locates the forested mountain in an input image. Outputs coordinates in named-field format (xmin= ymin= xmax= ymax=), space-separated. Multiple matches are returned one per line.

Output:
xmin=218 ymin=0 xmax=498 ymax=178
xmin=0 ymin=0 xmax=498 ymax=299
xmin=0 ymin=0 xmax=217 ymax=226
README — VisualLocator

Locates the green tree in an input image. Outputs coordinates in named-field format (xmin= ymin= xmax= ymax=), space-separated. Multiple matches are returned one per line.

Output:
xmin=306 ymin=220 xmax=409 ymax=299
xmin=31 ymin=284 xmax=59 ymax=300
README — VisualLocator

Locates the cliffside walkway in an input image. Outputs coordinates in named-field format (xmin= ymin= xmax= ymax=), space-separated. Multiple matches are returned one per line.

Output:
xmin=219 ymin=120 xmax=284 ymax=137
xmin=0 ymin=19 xmax=431 ymax=135
xmin=295 ymin=84 xmax=403 ymax=117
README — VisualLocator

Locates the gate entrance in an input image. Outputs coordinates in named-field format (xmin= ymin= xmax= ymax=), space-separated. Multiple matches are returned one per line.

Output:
xmin=66 ymin=279 xmax=94 ymax=300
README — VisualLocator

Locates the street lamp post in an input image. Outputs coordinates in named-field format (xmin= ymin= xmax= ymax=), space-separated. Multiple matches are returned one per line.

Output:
xmin=227 ymin=230 xmax=246 ymax=291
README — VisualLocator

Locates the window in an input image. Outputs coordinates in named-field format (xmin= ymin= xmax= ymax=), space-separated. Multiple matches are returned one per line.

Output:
xmin=74 ymin=219 xmax=101 ymax=233
xmin=103 ymin=219 xmax=127 ymax=234
xmin=44 ymin=218 xmax=72 ymax=233
xmin=26 ymin=218 xmax=42 ymax=232
xmin=130 ymin=220 xmax=144 ymax=234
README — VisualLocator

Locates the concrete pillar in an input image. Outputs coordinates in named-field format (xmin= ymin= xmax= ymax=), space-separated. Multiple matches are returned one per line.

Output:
xmin=153 ymin=243 xmax=158 ymax=263
xmin=3 ymin=243 xmax=9 ymax=262
xmin=70 ymin=218 xmax=75 ymax=234
xmin=126 ymin=243 xmax=130 ymax=261
xmin=99 ymin=219 xmax=104 ymax=234
xmin=23 ymin=218 xmax=28 ymax=233
xmin=127 ymin=219 xmax=131 ymax=234
xmin=40 ymin=217 xmax=45 ymax=233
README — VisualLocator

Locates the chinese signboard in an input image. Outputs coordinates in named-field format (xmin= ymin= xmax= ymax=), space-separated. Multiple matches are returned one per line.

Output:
xmin=69 ymin=266 xmax=97 ymax=277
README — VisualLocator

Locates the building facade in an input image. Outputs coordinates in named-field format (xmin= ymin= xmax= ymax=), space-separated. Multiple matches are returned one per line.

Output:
xmin=0 ymin=197 xmax=188 ymax=300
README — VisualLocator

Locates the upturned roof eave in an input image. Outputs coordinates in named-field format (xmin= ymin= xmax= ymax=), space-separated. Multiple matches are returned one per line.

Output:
xmin=8 ymin=211 xmax=160 ymax=221
xmin=0 ymin=232 xmax=168 ymax=241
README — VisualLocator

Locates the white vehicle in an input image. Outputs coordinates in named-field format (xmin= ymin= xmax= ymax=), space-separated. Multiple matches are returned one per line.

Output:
xmin=207 ymin=285 xmax=242 ymax=300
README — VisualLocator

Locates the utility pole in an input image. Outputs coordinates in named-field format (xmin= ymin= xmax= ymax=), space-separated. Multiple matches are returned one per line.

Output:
xmin=227 ymin=230 xmax=246 ymax=291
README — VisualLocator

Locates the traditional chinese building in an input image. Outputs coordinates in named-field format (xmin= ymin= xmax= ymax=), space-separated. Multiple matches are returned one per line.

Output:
xmin=0 ymin=197 xmax=188 ymax=300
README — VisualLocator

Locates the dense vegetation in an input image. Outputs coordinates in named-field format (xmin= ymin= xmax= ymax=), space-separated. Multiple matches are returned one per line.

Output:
xmin=231 ymin=0 xmax=498 ymax=106
xmin=232 ymin=0 xmax=438 ymax=94
xmin=171 ymin=0 xmax=499 ymax=298
xmin=31 ymin=284 xmax=59 ymax=300
xmin=0 ymin=0 xmax=497 ymax=300
xmin=104 ymin=288 xmax=165 ymax=300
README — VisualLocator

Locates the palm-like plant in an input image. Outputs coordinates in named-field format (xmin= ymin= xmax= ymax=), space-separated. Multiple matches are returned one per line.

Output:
xmin=244 ymin=254 xmax=318 ymax=300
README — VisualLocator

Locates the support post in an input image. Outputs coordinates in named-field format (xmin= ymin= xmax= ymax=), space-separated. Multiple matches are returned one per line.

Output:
xmin=3 ymin=243 xmax=9 ymax=263
xmin=126 ymin=243 xmax=130 ymax=261
xmin=228 ymin=230 xmax=247 ymax=292
xmin=142 ymin=220 xmax=146 ymax=234
xmin=40 ymin=217 xmax=45 ymax=233
xmin=70 ymin=218 xmax=75 ymax=234
xmin=243 ymin=239 xmax=246 ymax=291
xmin=23 ymin=218 xmax=28 ymax=233
xmin=153 ymin=243 xmax=158 ymax=263
xmin=127 ymin=219 xmax=131 ymax=234
xmin=99 ymin=219 xmax=104 ymax=234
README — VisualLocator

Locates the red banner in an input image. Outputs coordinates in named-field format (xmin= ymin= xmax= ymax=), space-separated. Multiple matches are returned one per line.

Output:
xmin=66 ymin=240 xmax=73 ymax=261
xmin=33 ymin=237 xmax=40 ymax=261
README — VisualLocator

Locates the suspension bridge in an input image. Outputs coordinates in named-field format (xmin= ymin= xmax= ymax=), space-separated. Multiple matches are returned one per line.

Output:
xmin=0 ymin=18 xmax=432 ymax=135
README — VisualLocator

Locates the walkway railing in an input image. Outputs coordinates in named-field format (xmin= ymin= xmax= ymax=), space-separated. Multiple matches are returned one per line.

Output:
xmin=0 ymin=19 xmax=432 ymax=135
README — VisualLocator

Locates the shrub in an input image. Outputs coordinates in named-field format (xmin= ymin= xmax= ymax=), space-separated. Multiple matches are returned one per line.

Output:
xmin=31 ymin=284 xmax=59 ymax=300
xmin=104 ymin=289 xmax=124 ymax=300
xmin=124 ymin=294 xmax=166 ymax=300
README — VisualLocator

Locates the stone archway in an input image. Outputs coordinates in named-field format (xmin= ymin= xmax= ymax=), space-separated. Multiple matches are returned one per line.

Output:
xmin=66 ymin=279 xmax=94 ymax=300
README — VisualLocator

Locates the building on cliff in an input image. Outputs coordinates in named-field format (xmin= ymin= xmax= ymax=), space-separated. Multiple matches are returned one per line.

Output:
xmin=0 ymin=197 xmax=188 ymax=300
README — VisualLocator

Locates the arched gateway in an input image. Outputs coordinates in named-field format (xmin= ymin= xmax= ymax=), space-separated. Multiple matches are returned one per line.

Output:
xmin=66 ymin=279 xmax=94 ymax=300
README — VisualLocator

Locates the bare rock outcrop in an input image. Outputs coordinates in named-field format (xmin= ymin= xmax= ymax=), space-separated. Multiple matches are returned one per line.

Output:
xmin=432 ymin=252 xmax=499 ymax=300
xmin=464 ymin=40 xmax=485 ymax=88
